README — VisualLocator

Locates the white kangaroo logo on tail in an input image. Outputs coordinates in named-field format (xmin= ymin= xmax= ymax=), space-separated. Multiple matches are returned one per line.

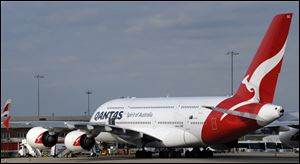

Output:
xmin=220 ymin=42 xmax=287 ymax=120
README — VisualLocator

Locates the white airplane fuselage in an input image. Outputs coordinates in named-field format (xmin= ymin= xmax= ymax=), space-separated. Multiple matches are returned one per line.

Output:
xmin=91 ymin=96 xmax=242 ymax=147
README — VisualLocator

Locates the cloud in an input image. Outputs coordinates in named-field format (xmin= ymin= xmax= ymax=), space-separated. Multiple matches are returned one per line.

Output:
xmin=127 ymin=12 xmax=193 ymax=32
xmin=47 ymin=7 xmax=100 ymax=26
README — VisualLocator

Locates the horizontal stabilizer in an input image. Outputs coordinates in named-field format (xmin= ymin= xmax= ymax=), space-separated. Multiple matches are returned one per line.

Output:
xmin=202 ymin=105 xmax=264 ymax=121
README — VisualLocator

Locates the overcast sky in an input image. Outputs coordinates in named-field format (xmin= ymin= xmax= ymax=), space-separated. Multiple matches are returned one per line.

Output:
xmin=1 ymin=1 xmax=299 ymax=116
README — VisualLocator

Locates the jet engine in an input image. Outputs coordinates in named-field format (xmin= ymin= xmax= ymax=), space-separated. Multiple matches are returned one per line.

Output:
xmin=26 ymin=127 xmax=58 ymax=149
xmin=65 ymin=130 xmax=95 ymax=152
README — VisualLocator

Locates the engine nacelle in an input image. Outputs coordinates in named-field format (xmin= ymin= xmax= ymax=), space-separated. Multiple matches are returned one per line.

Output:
xmin=26 ymin=127 xmax=58 ymax=149
xmin=65 ymin=130 xmax=95 ymax=152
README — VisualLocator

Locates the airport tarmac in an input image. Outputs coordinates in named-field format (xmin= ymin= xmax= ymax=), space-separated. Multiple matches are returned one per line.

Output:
xmin=1 ymin=152 xmax=299 ymax=163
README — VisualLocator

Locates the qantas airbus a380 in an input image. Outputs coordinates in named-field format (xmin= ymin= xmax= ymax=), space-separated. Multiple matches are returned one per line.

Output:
xmin=17 ymin=13 xmax=294 ymax=158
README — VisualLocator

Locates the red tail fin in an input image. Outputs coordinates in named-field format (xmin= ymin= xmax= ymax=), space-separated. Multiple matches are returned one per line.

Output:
xmin=1 ymin=99 xmax=12 ymax=130
xmin=3 ymin=116 xmax=11 ymax=130
xmin=234 ymin=13 xmax=293 ymax=103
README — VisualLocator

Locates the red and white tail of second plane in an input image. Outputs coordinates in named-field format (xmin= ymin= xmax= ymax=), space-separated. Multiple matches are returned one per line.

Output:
xmin=1 ymin=99 xmax=12 ymax=130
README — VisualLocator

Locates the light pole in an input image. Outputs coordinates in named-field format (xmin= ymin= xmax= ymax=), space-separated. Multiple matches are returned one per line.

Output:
xmin=86 ymin=90 xmax=92 ymax=116
xmin=226 ymin=51 xmax=239 ymax=95
xmin=34 ymin=74 xmax=45 ymax=117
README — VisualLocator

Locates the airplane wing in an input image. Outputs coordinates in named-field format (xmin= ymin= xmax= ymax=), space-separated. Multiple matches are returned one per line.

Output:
xmin=65 ymin=121 xmax=162 ymax=143
xmin=8 ymin=120 xmax=162 ymax=143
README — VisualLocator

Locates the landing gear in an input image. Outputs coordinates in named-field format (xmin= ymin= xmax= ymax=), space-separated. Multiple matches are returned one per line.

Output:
xmin=135 ymin=140 xmax=153 ymax=158
xmin=185 ymin=147 xmax=213 ymax=158
xmin=159 ymin=149 xmax=181 ymax=158
xmin=135 ymin=147 xmax=213 ymax=158
xmin=135 ymin=150 xmax=152 ymax=158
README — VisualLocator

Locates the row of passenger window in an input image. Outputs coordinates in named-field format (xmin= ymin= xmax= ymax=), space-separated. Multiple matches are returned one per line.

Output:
xmin=129 ymin=106 xmax=174 ymax=109
xmin=116 ymin=122 xmax=151 ymax=124
xmin=181 ymin=106 xmax=199 ymax=109
xmin=104 ymin=121 xmax=202 ymax=125
xmin=107 ymin=106 xmax=200 ymax=109
xmin=190 ymin=122 xmax=204 ymax=124
xmin=107 ymin=107 xmax=124 ymax=109
xmin=158 ymin=121 xmax=184 ymax=124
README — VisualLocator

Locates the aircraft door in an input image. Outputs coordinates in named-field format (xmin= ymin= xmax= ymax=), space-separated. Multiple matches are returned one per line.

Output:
xmin=184 ymin=116 xmax=190 ymax=131
xmin=152 ymin=116 xmax=156 ymax=129
xmin=183 ymin=115 xmax=201 ymax=146
xmin=211 ymin=117 xmax=218 ymax=131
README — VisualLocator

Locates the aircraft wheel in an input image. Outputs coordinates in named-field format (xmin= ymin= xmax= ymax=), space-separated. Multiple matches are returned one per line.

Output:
xmin=135 ymin=150 xmax=152 ymax=158
xmin=185 ymin=150 xmax=191 ymax=158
